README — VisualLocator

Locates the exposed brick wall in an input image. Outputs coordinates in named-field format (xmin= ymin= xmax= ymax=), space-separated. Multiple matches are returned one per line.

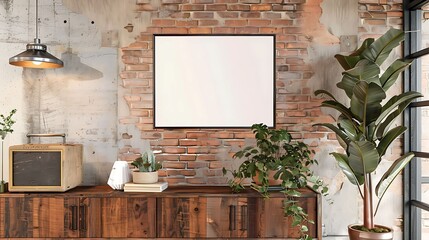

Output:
xmin=358 ymin=0 xmax=403 ymax=40
xmin=119 ymin=0 xmax=404 ymax=186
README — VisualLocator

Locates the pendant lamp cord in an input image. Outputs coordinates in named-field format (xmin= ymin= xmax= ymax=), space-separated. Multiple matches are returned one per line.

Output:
xmin=35 ymin=0 xmax=39 ymax=40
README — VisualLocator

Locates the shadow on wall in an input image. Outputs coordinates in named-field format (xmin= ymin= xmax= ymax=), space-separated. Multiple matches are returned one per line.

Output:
xmin=56 ymin=48 xmax=103 ymax=81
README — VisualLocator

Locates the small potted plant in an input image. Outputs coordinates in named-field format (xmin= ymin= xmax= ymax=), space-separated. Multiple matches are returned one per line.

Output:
xmin=314 ymin=28 xmax=422 ymax=240
xmin=0 ymin=109 xmax=17 ymax=193
xmin=131 ymin=150 xmax=162 ymax=184
xmin=224 ymin=123 xmax=328 ymax=240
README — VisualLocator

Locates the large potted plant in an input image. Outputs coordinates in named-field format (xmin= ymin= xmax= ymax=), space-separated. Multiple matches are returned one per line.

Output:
xmin=314 ymin=28 xmax=422 ymax=240
xmin=224 ymin=123 xmax=328 ymax=240
xmin=131 ymin=150 xmax=162 ymax=184
xmin=0 ymin=109 xmax=17 ymax=193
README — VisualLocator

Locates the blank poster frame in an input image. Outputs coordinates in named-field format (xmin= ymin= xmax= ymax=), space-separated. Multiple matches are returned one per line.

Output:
xmin=153 ymin=34 xmax=276 ymax=128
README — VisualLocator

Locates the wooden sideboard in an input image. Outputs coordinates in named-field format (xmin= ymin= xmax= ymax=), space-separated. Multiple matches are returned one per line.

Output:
xmin=0 ymin=186 xmax=321 ymax=239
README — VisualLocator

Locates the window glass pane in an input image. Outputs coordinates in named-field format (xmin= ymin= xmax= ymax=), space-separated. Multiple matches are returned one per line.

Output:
xmin=421 ymin=55 xmax=429 ymax=100
xmin=421 ymin=107 xmax=429 ymax=151
xmin=422 ymin=158 xmax=429 ymax=177
xmin=421 ymin=207 xmax=429 ymax=239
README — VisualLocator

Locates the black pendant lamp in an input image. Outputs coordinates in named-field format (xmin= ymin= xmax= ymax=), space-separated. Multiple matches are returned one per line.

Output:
xmin=9 ymin=0 xmax=63 ymax=69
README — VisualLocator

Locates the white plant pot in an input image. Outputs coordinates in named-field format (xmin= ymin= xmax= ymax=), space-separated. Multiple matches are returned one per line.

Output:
xmin=132 ymin=171 xmax=158 ymax=184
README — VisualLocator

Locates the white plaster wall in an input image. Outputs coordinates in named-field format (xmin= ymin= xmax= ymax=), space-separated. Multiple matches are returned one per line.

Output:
xmin=0 ymin=0 xmax=118 ymax=185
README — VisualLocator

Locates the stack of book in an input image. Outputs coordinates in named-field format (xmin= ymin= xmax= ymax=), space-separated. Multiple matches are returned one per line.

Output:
xmin=123 ymin=181 xmax=168 ymax=192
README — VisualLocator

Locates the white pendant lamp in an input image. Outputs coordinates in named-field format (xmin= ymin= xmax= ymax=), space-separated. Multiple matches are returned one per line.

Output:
xmin=9 ymin=0 xmax=63 ymax=69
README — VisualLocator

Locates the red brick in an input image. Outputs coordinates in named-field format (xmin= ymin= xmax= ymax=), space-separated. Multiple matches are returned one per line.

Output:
xmin=227 ymin=4 xmax=250 ymax=11
xmin=152 ymin=19 xmax=175 ymax=26
xmin=217 ymin=12 xmax=239 ymax=18
xmin=240 ymin=12 xmax=261 ymax=18
xmin=213 ymin=27 xmax=235 ymax=33
xmin=272 ymin=4 xmax=295 ymax=11
xmin=164 ymin=132 xmax=187 ymax=139
xmin=194 ymin=0 xmax=214 ymax=3
xmin=189 ymin=27 xmax=213 ymax=34
xmin=225 ymin=19 xmax=248 ymax=26
xmin=156 ymin=154 xmax=180 ymax=161
xmin=286 ymin=111 xmax=307 ymax=117
xmin=162 ymin=27 xmax=188 ymax=34
xmin=260 ymin=27 xmax=282 ymax=34
xmin=196 ymin=154 xmax=217 ymax=161
xmin=209 ymin=161 xmax=228 ymax=169
xmin=200 ymin=139 xmax=221 ymax=146
xmin=162 ymin=0 xmax=186 ymax=3
xmin=365 ymin=19 xmax=386 ymax=25
xmin=167 ymin=169 xmax=196 ymax=176
xmin=209 ymin=132 xmax=234 ymax=138
xmin=303 ymin=133 xmax=325 ymax=139
xmin=193 ymin=12 xmax=215 ymax=18
xmin=233 ymin=132 xmax=254 ymax=138
xmin=147 ymin=27 xmax=162 ymax=33
xmin=263 ymin=12 xmax=282 ymax=19
xmin=188 ymin=161 xmax=209 ymax=169
xmin=181 ymin=4 xmax=205 ymax=11
xmin=187 ymin=132 xmax=209 ymax=138
xmin=250 ymin=4 xmax=271 ymax=11
xmin=215 ymin=0 xmax=238 ymax=2
xmin=163 ymin=161 xmax=187 ymax=169
xmin=235 ymin=27 xmax=258 ymax=34
xmin=206 ymin=4 xmax=227 ymax=11
xmin=176 ymin=20 xmax=198 ymax=26
xmin=163 ymin=147 xmax=187 ymax=154
xmin=272 ymin=19 xmax=294 ymax=26
xmin=180 ymin=155 xmax=197 ymax=161
xmin=248 ymin=19 xmax=271 ymax=26
xmin=188 ymin=146 xmax=211 ymax=154
xmin=150 ymin=139 xmax=178 ymax=146
xmin=199 ymin=20 xmax=219 ymax=26
xmin=170 ymin=12 xmax=191 ymax=18
xmin=179 ymin=139 xmax=201 ymax=146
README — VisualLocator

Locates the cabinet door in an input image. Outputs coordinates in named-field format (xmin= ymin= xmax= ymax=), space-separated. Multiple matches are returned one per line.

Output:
xmin=32 ymin=197 xmax=66 ymax=238
xmin=64 ymin=197 xmax=102 ymax=238
xmin=0 ymin=197 xmax=32 ymax=238
xmin=206 ymin=197 xmax=250 ymax=238
xmin=1 ymin=197 xmax=78 ymax=238
xmin=157 ymin=197 xmax=206 ymax=238
xmin=254 ymin=196 xmax=319 ymax=238
xmin=101 ymin=197 xmax=156 ymax=238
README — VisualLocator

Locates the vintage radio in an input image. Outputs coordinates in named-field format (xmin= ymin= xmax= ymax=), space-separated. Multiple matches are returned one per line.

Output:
xmin=8 ymin=134 xmax=83 ymax=192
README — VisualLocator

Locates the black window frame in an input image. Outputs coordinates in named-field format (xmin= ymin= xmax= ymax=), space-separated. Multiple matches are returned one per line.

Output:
xmin=404 ymin=1 xmax=429 ymax=240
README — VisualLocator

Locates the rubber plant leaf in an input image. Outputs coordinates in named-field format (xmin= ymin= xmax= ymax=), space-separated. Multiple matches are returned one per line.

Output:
xmin=338 ymin=115 xmax=359 ymax=141
xmin=350 ymin=81 xmax=386 ymax=124
xmin=361 ymin=28 xmax=404 ymax=65
xmin=320 ymin=100 xmax=355 ymax=123
xmin=334 ymin=38 xmax=374 ymax=70
xmin=375 ymin=152 xmax=415 ymax=200
xmin=375 ymin=102 xmax=408 ymax=139
xmin=314 ymin=89 xmax=337 ymax=102
xmin=344 ymin=59 xmax=381 ymax=85
xmin=331 ymin=152 xmax=364 ymax=185
xmin=375 ymin=91 xmax=423 ymax=127
xmin=314 ymin=123 xmax=350 ymax=150
xmin=380 ymin=59 xmax=412 ymax=92
xmin=348 ymin=141 xmax=380 ymax=175
xmin=337 ymin=73 xmax=359 ymax=98
xmin=377 ymin=126 xmax=407 ymax=157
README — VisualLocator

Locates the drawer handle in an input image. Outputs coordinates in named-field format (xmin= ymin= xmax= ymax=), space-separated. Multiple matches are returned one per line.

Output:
xmin=70 ymin=205 xmax=78 ymax=231
xmin=79 ymin=204 xmax=87 ymax=230
xmin=240 ymin=205 xmax=248 ymax=231
xmin=229 ymin=205 xmax=236 ymax=231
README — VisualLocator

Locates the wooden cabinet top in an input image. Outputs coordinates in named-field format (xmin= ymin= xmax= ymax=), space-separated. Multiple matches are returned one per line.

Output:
xmin=0 ymin=185 xmax=319 ymax=198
